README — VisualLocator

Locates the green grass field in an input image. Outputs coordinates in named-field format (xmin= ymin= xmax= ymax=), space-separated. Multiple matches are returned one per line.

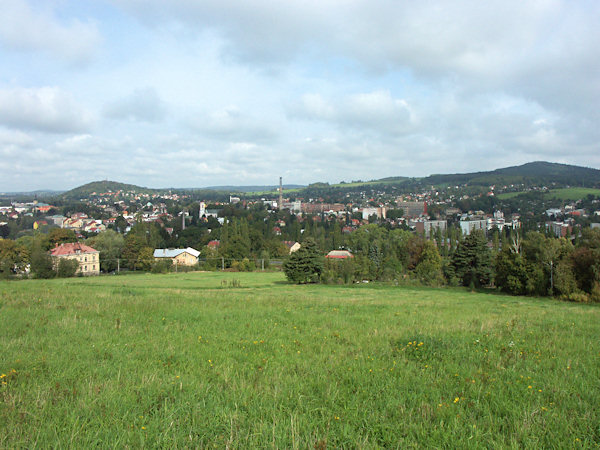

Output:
xmin=546 ymin=188 xmax=600 ymax=201
xmin=1 ymin=272 xmax=599 ymax=447
xmin=497 ymin=187 xmax=600 ymax=201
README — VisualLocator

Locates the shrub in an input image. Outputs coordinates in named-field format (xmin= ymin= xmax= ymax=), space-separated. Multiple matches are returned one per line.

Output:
xmin=231 ymin=258 xmax=255 ymax=272
xmin=322 ymin=258 xmax=356 ymax=284
xmin=152 ymin=259 xmax=173 ymax=274
xmin=57 ymin=258 xmax=79 ymax=278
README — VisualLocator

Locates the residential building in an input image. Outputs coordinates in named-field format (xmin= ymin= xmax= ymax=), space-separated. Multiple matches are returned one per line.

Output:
xmin=460 ymin=219 xmax=487 ymax=235
xmin=397 ymin=201 xmax=427 ymax=218
xmin=410 ymin=219 xmax=447 ymax=237
xmin=546 ymin=222 xmax=572 ymax=238
xmin=50 ymin=243 xmax=100 ymax=276
xmin=153 ymin=247 xmax=200 ymax=266
xmin=325 ymin=250 xmax=354 ymax=259
xmin=361 ymin=207 xmax=386 ymax=220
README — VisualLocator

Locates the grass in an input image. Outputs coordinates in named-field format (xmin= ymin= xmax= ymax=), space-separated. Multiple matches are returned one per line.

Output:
xmin=497 ymin=187 xmax=600 ymax=201
xmin=1 ymin=272 xmax=599 ymax=447
xmin=546 ymin=188 xmax=600 ymax=201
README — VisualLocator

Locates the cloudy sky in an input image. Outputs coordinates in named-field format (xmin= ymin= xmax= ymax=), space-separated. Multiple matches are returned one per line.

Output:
xmin=1 ymin=0 xmax=599 ymax=191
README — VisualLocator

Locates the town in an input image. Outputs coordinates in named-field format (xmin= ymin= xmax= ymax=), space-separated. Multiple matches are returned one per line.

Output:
xmin=1 ymin=162 xmax=599 ymax=301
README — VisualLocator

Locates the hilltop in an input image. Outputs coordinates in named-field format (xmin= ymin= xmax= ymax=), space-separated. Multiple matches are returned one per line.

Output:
xmin=60 ymin=180 xmax=159 ymax=199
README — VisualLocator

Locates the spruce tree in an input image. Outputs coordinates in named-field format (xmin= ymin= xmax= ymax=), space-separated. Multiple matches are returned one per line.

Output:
xmin=452 ymin=230 xmax=493 ymax=288
xmin=283 ymin=238 xmax=324 ymax=284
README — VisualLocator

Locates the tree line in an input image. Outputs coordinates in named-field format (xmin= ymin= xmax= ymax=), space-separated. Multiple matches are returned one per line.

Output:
xmin=1 ymin=206 xmax=599 ymax=302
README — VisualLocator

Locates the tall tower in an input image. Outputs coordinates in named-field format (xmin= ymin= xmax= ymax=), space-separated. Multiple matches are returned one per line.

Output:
xmin=278 ymin=177 xmax=283 ymax=209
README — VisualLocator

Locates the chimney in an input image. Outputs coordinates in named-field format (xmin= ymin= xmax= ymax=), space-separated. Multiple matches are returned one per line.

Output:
xmin=279 ymin=176 xmax=283 ymax=209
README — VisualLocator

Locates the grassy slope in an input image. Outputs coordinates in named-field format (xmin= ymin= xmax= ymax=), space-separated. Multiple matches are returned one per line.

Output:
xmin=497 ymin=187 xmax=600 ymax=201
xmin=1 ymin=272 xmax=599 ymax=447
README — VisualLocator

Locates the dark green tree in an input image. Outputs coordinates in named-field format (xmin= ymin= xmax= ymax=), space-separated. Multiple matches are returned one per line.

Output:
xmin=48 ymin=228 xmax=77 ymax=248
xmin=414 ymin=240 xmax=444 ymax=285
xmin=283 ymin=238 xmax=324 ymax=284
xmin=30 ymin=246 xmax=55 ymax=279
xmin=452 ymin=230 xmax=493 ymax=288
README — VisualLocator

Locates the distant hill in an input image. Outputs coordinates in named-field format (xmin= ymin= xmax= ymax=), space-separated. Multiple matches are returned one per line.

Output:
xmin=37 ymin=161 xmax=600 ymax=201
xmin=420 ymin=161 xmax=600 ymax=187
xmin=61 ymin=180 xmax=157 ymax=199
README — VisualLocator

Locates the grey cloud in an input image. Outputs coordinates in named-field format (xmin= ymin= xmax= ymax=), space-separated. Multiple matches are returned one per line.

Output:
xmin=0 ymin=0 xmax=100 ymax=64
xmin=103 ymin=87 xmax=167 ymax=123
xmin=0 ymin=87 xmax=92 ymax=133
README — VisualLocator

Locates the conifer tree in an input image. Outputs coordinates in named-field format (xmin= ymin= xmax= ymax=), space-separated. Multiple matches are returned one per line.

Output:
xmin=452 ymin=230 xmax=493 ymax=288
xmin=283 ymin=238 xmax=324 ymax=284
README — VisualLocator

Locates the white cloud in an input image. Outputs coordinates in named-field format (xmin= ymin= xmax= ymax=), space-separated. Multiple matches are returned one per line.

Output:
xmin=189 ymin=106 xmax=278 ymax=143
xmin=2 ymin=1 xmax=600 ymax=190
xmin=0 ymin=87 xmax=93 ymax=133
xmin=291 ymin=90 xmax=415 ymax=135
xmin=0 ymin=0 xmax=100 ymax=64
xmin=103 ymin=87 xmax=167 ymax=123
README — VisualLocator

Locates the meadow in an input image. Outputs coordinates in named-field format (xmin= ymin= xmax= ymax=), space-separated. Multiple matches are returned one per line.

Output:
xmin=496 ymin=187 xmax=600 ymax=201
xmin=1 ymin=272 xmax=599 ymax=448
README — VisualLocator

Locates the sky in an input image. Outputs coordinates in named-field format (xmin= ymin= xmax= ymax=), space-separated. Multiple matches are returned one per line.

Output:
xmin=0 ymin=0 xmax=599 ymax=191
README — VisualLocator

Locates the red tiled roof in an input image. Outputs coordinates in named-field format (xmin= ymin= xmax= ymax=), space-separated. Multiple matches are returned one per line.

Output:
xmin=50 ymin=242 xmax=98 ymax=256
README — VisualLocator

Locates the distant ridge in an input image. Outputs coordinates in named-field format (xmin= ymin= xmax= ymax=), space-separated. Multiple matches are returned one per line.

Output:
xmin=37 ymin=161 xmax=600 ymax=200
xmin=421 ymin=161 xmax=600 ymax=186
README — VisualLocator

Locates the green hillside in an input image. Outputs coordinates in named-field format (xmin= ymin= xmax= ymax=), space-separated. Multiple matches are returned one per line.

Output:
xmin=61 ymin=180 xmax=157 ymax=199
xmin=422 ymin=161 xmax=600 ymax=188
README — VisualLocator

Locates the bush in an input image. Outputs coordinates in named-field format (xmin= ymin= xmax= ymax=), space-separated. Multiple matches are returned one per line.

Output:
xmin=560 ymin=291 xmax=590 ymax=303
xmin=57 ymin=258 xmax=79 ymax=278
xmin=151 ymin=259 xmax=173 ymax=274
xmin=231 ymin=258 xmax=255 ymax=272
xmin=322 ymin=258 xmax=356 ymax=284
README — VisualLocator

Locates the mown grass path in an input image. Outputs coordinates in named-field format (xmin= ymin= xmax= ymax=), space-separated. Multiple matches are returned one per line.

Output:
xmin=1 ymin=272 xmax=599 ymax=447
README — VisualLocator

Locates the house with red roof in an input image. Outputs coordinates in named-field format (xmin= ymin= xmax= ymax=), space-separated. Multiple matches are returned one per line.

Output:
xmin=50 ymin=243 xmax=100 ymax=275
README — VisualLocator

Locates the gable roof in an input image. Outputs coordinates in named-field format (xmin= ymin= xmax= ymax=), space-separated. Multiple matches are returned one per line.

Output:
xmin=50 ymin=242 xmax=98 ymax=256
xmin=153 ymin=247 xmax=200 ymax=258
xmin=326 ymin=250 xmax=354 ymax=259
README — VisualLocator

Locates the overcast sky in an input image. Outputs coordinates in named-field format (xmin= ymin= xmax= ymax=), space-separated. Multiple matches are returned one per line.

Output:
xmin=1 ymin=0 xmax=599 ymax=191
